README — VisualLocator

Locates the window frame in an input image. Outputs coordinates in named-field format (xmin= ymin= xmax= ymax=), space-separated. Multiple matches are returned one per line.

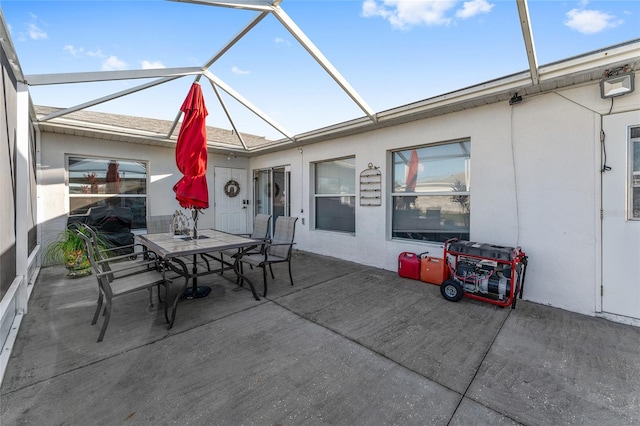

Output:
xmin=390 ymin=140 xmax=471 ymax=243
xmin=66 ymin=155 xmax=149 ymax=230
xmin=313 ymin=156 xmax=356 ymax=234
xmin=628 ymin=125 xmax=640 ymax=220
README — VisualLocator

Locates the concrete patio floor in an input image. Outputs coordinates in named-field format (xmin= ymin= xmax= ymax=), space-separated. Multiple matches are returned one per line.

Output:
xmin=2 ymin=250 xmax=640 ymax=425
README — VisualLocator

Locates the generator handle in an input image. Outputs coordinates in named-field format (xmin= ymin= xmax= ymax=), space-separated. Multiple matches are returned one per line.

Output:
xmin=511 ymin=246 xmax=526 ymax=261
xmin=444 ymin=238 xmax=458 ymax=252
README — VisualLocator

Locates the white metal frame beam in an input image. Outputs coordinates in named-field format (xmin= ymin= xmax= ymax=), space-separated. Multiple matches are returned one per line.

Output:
xmin=169 ymin=0 xmax=276 ymax=13
xmin=270 ymin=6 xmax=376 ymax=123
xmin=25 ymin=0 xmax=381 ymax=150
xmin=516 ymin=0 xmax=539 ymax=85
xmin=203 ymin=69 xmax=294 ymax=140
xmin=209 ymin=80 xmax=249 ymax=150
xmin=25 ymin=67 xmax=202 ymax=86
xmin=39 ymin=76 xmax=185 ymax=122
xmin=170 ymin=0 xmax=377 ymax=125
xmin=167 ymin=11 xmax=269 ymax=139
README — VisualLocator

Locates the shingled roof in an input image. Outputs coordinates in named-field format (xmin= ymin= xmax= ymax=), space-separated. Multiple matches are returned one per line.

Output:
xmin=34 ymin=105 xmax=273 ymax=153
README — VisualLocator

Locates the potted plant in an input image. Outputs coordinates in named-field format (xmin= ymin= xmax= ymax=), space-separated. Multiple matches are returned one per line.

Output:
xmin=44 ymin=225 xmax=109 ymax=277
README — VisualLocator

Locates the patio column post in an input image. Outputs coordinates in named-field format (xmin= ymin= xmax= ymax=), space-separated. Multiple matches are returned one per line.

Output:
xmin=14 ymin=81 xmax=30 ymax=314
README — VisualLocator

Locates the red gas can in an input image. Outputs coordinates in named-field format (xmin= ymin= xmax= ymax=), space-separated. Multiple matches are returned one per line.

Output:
xmin=398 ymin=252 xmax=421 ymax=280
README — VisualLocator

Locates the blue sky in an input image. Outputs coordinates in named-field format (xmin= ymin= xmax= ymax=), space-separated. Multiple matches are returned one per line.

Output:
xmin=1 ymin=0 xmax=638 ymax=140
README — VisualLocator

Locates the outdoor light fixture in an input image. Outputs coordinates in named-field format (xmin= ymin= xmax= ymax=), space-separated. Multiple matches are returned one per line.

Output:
xmin=227 ymin=153 xmax=236 ymax=160
xmin=509 ymin=93 xmax=523 ymax=105
xmin=600 ymin=68 xmax=635 ymax=99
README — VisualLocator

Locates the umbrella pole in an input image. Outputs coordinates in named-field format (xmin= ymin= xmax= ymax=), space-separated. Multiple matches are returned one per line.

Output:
xmin=181 ymin=255 xmax=212 ymax=299
xmin=191 ymin=208 xmax=199 ymax=240
xmin=182 ymin=209 xmax=212 ymax=300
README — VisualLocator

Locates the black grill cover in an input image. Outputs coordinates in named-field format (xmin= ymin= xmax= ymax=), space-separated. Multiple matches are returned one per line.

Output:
xmin=85 ymin=207 xmax=135 ymax=255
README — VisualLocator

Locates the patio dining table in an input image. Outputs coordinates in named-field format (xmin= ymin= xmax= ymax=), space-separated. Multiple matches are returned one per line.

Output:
xmin=136 ymin=229 xmax=262 ymax=328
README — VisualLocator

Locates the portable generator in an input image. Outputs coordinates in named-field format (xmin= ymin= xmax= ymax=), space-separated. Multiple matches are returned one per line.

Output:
xmin=441 ymin=239 xmax=528 ymax=308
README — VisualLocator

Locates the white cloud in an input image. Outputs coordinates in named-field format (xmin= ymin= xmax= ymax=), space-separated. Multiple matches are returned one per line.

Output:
xmin=102 ymin=56 xmax=128 ymax=71
xmin=27 ymin=22 xmax=47 ymax=40
xmin=275 ymin=37 xmax=291 ymax=46
xmin=363 ymin=0 xmax=496 ymax=29
xmin=141 ymin=60 xmax=166 ymax=69
xmin=231 ymin=66 xmax=250 ymax=75
xmin=63 ymin=45 xmax=80 ymax=56
xmin=86 ymin=49 xmax=104 ymax=58
xmin=564 ymin=8 xmax=622 ymax=34
xmin=14 ymin=13 xmax=47 ymax=42
xmin=64 ymin=45 xmax=104 ymax=58
xmin=456 ymin=0 xmax=494 ymax=19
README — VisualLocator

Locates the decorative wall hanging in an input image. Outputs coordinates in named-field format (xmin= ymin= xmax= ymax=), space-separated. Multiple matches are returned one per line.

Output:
xmin=224 ymin=179 xmax=241 ymax=197
xmin=360 ymin=163 xmax=382 ymax=206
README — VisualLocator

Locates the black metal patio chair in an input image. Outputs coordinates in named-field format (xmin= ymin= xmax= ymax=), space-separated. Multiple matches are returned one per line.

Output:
xmin=236 ymin=216 xmax=298 ymax=297
xmin=76 ymin=229 xmax=170 ymax=342
xmin=199 ymin=213 xmax=272 ymax=274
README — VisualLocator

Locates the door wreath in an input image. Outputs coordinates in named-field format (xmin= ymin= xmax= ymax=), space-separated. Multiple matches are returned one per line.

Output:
xmin=224 ymin=179 xmax=240 ymax=197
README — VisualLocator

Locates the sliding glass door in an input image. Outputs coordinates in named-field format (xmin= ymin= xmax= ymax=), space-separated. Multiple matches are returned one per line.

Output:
xmin=254 ymin=166 xmax=290 ymax=235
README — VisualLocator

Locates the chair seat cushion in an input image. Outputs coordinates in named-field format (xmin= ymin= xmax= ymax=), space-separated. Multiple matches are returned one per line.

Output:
xmin=109 ymin=269 xmax=166 ymax=296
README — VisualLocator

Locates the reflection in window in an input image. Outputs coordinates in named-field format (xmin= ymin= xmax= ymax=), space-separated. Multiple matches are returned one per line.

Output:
xmin=68 ymin=157 xmax=148 ymax=229
xmin=630 ymin=126 xmax=640 ymax=219
xmin=392 ymin=141 xmax=470 ymax=242
xmin=315 ymin=157 xmax=356 ymax=233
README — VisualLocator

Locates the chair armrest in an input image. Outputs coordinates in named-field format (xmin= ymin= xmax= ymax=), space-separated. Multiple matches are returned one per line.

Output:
xmin=264 ymin=242 xmax=296 ymax=256
xmin=95 ymin=252 xmax=156 ymax=264
xmin=101 ymin=243 xmax=153 ymax=254
xmin=95 ymin=259 xmax=159 ymax=278
xmin=234 ymin=239 xmax=270 ymax=257
xmin=265 ymin=242 xmax=296 ymax=248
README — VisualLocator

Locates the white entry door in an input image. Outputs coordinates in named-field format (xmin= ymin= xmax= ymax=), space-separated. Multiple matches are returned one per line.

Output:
xmin=214 ymin=167 xmax=248 ymax=234
xmin=602 ymin=111 xmax=640 ymax=319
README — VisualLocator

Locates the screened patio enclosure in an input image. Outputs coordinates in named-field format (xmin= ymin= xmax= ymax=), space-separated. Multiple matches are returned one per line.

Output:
xmin=1 ymin=0 xmax=639 ymax=386
xmin=3 ymin=0 xmax=629 ymax=155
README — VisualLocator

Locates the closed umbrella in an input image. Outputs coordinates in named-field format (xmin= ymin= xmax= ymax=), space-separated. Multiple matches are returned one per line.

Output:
xmin=172 ymin=82 xmax=211 ymax=299
xmin=173 ymin=82 xmax=209 ymax=211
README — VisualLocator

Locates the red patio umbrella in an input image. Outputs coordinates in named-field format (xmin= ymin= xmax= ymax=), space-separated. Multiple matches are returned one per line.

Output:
xmin=172 ymin=83 xmax=210 ymax=299
xmin=173 ymin=82 xmax=209 ymax=211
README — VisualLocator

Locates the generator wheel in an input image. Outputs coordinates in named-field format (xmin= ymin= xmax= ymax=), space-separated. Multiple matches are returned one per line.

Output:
xmin=441 ymin=279 xmax=464 ymax=302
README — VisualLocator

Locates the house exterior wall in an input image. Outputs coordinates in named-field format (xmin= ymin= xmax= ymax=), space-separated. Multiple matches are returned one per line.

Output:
xmin=38 ymin=133 xmax=250 ymax=254
xmin=37 ymin=76 xmax=639 ymax=319
xmin=250 ymin=79 xmax=637 ymax=317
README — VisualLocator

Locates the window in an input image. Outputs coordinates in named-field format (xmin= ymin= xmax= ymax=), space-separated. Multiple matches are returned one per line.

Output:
xmin=392 ymin=141 xmax=470 ymax=243
xmin=314 ymin=157 xmax=356 ymax=233
xmin=629 ymin=126 xmax=640 ymax=220
xmin=68 ymin=156 xmax=148 ymax=229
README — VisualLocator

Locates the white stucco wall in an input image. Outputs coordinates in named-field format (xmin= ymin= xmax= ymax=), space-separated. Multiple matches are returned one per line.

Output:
xmin=37 ymin=76 xmax=639 ymax=319
xmin=250 ymin=80 xmax=636 ymax=317
xmin=39 ymin=133 xmax=250 ymax=253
